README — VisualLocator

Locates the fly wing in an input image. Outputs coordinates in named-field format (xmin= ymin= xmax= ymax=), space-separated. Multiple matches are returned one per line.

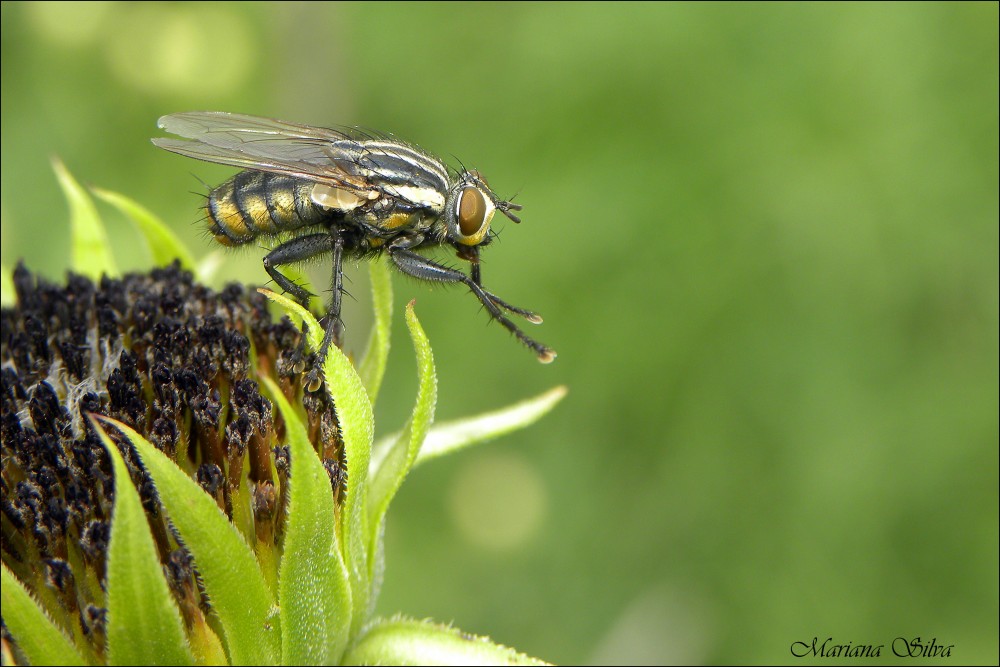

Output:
xmin=152 ymin=138 xmax=366 ymax=188
xmin=154 ymin=112 xmax=373 ymax=192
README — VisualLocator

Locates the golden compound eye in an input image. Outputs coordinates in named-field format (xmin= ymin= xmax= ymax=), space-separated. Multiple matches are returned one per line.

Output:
xmin=458 ymin=186 xmax=488 ymax=237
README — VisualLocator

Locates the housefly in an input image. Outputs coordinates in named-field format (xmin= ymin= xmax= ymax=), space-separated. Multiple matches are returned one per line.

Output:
xmin=153 ymin=112 xmax=554 ymax=389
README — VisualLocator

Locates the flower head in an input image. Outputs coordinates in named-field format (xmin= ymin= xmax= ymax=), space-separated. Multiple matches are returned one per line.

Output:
xmin=1 ymin=166 xmax=564 ymax=665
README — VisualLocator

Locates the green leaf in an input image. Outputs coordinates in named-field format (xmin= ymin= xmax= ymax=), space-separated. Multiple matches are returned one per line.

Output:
xmin=321 ymin=313 xmax=376 ymax=635
xmin=364 ymin=302 xmax=435 ymax=608
xmin=258 ymin=288 xmax=375 ymax=636
xmin=1 ymin=263 xmax=14 ymax=307
xmin=344 ymin=617 xmax=549 ymax=666
xmin=52 ymin=157 xmax=118 ymax=280
xmin=261 ymin=376 xmax=352 ymax=665
xmin=1 ymin=563 xmax=87 ymax=667
xmin=95 ymin=416 xmax=280 ymax=666
xmin=91 ymin=420 xmax=195 ymax=667
xmin=370 ymin=386 xmax=567 ymax=473
xmin=414 ymin=386 xmax=567 ymax=467
xmin=367 ymin=301 xmax=436 ymax=590
xmin=92 ymin=187 xmax=197 ymax=270
xmin=358 ymin=255 xmax=393 ymax=406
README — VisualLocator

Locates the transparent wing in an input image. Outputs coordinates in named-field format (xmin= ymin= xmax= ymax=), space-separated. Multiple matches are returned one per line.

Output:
xmin=154 ymin=112 xmax=372 ymax=190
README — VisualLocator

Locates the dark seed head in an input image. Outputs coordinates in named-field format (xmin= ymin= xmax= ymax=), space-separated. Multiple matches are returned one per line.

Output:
xmin=1 ymin=263 xmax=342 ymax=648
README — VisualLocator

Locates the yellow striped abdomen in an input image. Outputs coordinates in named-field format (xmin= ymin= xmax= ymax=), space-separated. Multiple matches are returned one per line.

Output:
xmin=207 ymin=171 xmax=327 ymax=246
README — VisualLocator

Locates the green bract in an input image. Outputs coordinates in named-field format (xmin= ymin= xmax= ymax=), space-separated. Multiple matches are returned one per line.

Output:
xmin=1 ymin=162 xmax=565 ymax=665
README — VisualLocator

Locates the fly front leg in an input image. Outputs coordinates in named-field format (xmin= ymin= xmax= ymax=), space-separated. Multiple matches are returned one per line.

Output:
xmin=389 ymin=246 xmax=555 ymax=363
xmin=456 ymin=243 xmax=483 ymax=288
xmin=456 ymin=244 xmax=542 ymax=323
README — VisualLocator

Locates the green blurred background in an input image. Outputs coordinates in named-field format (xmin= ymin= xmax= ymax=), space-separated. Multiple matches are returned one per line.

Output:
xmin=2 ymin=2 xmax=997 ymax=663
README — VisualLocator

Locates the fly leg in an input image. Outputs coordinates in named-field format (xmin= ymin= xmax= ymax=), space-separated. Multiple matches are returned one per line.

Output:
xmin=262 ymin=233 xmax=333 ymax=306
xmin=456 ymin=244 xmax=542 ymax=323
xmin=304 ymin=227 xmax=345 ymax=392
xmin=262 ymin=233 xmax=335 ymax=385
xmin=389 ymin=246 xmax=555 ymax=363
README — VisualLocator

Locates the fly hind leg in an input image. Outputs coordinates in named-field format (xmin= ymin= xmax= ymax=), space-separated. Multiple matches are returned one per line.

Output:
xmin=262 ymin=233 xmax=333 ymax=307
xmin=262 ymin=233 xmax=337 ymax=387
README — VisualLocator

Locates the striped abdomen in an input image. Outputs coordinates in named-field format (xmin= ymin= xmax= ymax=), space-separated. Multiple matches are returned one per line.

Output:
xmin=207 ymin=171 xmax=329 ymax=246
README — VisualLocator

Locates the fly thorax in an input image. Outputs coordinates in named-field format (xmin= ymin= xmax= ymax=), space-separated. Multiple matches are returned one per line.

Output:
xmin=384 ymin=185 xmax=447 ymax=212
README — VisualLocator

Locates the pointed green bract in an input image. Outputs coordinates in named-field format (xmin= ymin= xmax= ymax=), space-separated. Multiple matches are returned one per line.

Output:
xmin=345 ymin=617 xmax=549 ymax=666
xmin=367 ymin=301 xmax=436 ymax=596
xmin=258 ymin=287 xmax=375 ymax=637
xmin=91 ymin=420 xmax=195 ymax=667
xmin=95 ymin=417 xmax=280 ymax=666
xmin=1 ymin=563 xmax=87 ymax=666
xmin=262 ymin=376 xmax=352 ymax=665
xmin=359 ymin=256 xmax=394 ymax=406
xmin=321 ymin=305 xmax=376 ymax=635
xmin=370 ymin=386 xmax=568 ymax=473
xmin=92 ymin=187 xmax=197 ymax=271
xmin=53 ymin=157 xmax=118 ymax=280
xmin=415 ymin=386 xmax=567 ymax=466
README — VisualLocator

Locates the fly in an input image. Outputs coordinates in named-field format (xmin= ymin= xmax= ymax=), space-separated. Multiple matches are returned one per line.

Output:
xmin=152 ymin=112 xmax=554 ymax=389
